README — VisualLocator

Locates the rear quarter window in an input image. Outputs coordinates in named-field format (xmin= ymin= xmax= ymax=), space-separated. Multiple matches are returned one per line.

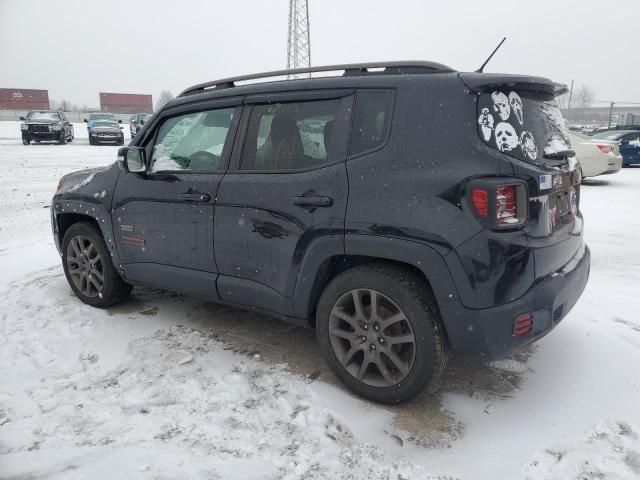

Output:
xmin=349 ymin=90 xmax=394 ymax=156
xmin=477 ymin=90 xmax=570 ymax=165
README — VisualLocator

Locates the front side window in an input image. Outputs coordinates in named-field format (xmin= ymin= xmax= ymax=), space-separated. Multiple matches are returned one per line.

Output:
xmin=150 ymin=107 xmax=236 ymax=173
xmin=240 ymin=99 xmax=340 ymax=170
xmin=349 ymin=90 xmax=394 ymax=156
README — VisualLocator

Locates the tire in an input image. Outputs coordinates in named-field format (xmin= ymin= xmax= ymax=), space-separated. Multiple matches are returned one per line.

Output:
xmin=316 ymin=263 xmax=447 ymax=404
xmin=58 ymin=132 xmax=66 ymax=145
xmin=62 ymin=222 xmax=132 ymax=308
xmin=22 ymin=136 xmax=30 ymax=145
xmin=89 ymin=137 xmax=94 ymax=145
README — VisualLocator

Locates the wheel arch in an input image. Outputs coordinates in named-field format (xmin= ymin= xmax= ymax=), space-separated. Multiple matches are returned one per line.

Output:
xmin=293 ymin=235 xmax=461 ymax=336
xmin=57 ymin=213 xmax=101 ymax=244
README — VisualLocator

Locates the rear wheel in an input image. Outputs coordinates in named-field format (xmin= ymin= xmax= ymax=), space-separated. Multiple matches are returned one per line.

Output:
xmin=62 ymin=222 xmax=132 ymax=307
xmin=316 ymin=264 xmax=446 ymax=404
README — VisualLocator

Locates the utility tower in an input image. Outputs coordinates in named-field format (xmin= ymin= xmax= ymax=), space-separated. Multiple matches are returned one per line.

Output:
xmin=286 ymin=0 xmax=311 ymax=77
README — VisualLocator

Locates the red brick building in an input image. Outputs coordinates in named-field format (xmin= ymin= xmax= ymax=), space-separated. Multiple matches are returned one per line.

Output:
xmin=99 ymin=92 xmax=153 ymax=114
xmin=0 ymin=88 xmax=50 ymax=110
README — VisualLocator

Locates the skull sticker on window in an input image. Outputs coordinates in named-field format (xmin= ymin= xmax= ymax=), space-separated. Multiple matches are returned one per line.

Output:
xmin=520 ymin=131 xmax=538 ymax=160
xmin=478 ymin=107 xmax=495 ymax=141
xmin=495 ymin=122 xmax=518 ymax=152
xmin=491 ymin=91 xmax=511 ymax=121
xmin=509 ymin=92 xmax=524 ymax=125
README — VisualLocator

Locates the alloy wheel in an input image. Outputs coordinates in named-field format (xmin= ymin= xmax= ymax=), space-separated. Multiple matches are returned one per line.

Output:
xmin=328 ymin=289 xmax=416 ymax=387
xmin=66 ymin=235 xmax=104 ymax=298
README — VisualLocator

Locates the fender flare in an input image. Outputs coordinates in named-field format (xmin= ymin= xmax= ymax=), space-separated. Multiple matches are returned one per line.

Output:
xmin=291 ymin=233 xmax=462 ymax=323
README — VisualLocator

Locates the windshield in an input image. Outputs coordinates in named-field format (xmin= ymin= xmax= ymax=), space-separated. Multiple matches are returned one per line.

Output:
xmin=26 ymin=111 xmax=60 ymax=121
xmin=93 ymin=121 xmax=118 ymax=128
xmin=90 ymin=113 xmax=116 ymax=121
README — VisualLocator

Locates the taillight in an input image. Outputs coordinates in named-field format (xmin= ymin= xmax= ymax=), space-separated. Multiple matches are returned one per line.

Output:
xmin=496 ymin=185 xmax=518 ymax=225
xmin=471 ymin=189 xmax=489 ymax=216
xmin=468 ymin=179 xmax=527 ymax=229
xmin=596 ymin=144 xmax=612 ymax=154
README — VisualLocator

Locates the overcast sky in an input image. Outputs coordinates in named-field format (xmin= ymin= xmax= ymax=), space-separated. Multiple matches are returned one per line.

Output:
xmin=1 ymin=0 xmax=638 ymax=108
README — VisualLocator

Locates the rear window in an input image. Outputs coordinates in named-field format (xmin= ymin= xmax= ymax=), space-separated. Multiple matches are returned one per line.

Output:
xmin=349 ymin=90 xmax=394 ymax=156
xmin=477 ymin=90 xmax=571 ymax=165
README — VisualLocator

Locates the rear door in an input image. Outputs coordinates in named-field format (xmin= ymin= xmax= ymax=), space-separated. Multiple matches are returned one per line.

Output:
xmin=112 ymin=99 xmax=241 ymax=291
xmin=214 ymin=91 xmax=352 ymax=311
xmin=621 ymin=132 xmax=640 ymax=164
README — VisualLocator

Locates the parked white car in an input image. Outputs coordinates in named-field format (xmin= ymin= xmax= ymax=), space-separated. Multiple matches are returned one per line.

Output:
xmin=568 ymin=131 xmax=622 ymax=178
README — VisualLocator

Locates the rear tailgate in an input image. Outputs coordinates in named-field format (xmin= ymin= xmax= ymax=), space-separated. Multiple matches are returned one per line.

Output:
xmin=461 ymin=72 xmax=584 ymax=277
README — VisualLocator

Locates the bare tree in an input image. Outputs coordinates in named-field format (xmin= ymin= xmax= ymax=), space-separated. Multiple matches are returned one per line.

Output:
xmin=155 ymin=90 xmax=174 ymax=112
xmin=575 ymin=85 xmax=596 ymax=118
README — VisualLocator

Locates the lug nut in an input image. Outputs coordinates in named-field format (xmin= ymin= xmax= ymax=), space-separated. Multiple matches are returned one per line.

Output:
xmin=379 ymin=337 xmax=385 ymax=344
xmin=363 ymin=325 xmax=368 ymax=330
xmin=373 ymin=324 xmax=379 ymax=331
xmin=370 ymin=344 xmax=376 ymax=350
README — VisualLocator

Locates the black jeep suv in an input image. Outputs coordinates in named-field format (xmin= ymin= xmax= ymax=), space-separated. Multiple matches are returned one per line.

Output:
xmin=51 ymin=62 xmax=590 ymax=404
xmin=21 ymin=110 xmax=74 ymax=144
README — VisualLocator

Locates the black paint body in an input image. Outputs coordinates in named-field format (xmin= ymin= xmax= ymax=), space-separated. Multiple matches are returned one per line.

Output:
xmin=52 ymin=70 xmax=590 ymax=359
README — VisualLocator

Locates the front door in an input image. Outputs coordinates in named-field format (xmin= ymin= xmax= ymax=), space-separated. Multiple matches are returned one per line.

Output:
xmin=214 ymin=92 xmax=352 ymax=313
xmin=112 ymin=100 xmax=241 ymax=292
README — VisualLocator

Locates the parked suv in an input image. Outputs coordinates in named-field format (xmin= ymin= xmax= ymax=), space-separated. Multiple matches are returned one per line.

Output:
xmin=20 ymin=110 xmax=74 ymax=144
xmin=130 ymin=113 xmax=152 ymax=138
xmin=51 ymin=62 xmax=590 ymax=404
xmin=84 ymin=112 xmax=121 ymax=132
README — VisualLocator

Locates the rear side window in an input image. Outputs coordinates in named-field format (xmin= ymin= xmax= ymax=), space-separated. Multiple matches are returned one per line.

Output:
xmin=349 ymin=90 xmax=394 ymax=156
xmin=477 ymin=90 xmax=570 ymax=165
xmin=240 ymin=99 xmax=339 ymax=171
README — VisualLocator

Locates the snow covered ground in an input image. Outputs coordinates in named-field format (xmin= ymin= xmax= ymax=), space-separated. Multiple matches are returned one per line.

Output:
xmin=1 ymin=119 xmax=639 ymax=479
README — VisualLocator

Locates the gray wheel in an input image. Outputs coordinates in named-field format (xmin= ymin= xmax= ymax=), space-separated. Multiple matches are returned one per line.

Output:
xmin=316 ymin=263 xmax=446 ymax=404
xmin=62 ymin=222 xmax=131 ymax=307
xmin=65 ymin=235 xmax=104 ymax=298
xmin=328 ymin=289 xmax=416 ymax=387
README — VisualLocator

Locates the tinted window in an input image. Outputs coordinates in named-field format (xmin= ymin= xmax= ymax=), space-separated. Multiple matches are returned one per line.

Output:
xmin=240 ymin=99 xmax=339 ymax=170
xmin=349 ymin=90 xmax=394 ymax=156
xmin=150 ymin=107 xmax=236 ymax=173
xmin=477 ymin=90 xmax=571 ymax=165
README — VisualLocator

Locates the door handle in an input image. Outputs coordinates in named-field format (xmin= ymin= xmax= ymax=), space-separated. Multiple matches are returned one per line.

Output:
xmin=291 ymin=195 xmax=333 ymax=207
xmin=179 ymin=192 xmax=211 ymax=202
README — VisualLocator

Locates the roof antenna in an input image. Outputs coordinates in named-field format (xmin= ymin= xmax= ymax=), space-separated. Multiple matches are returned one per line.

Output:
xmin=476 ymin=37 xmax=506 ymax=73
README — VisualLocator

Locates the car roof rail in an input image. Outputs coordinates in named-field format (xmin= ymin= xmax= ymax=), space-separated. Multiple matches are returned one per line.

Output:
xmin=178 ymin=61 xmax=455 ymax=97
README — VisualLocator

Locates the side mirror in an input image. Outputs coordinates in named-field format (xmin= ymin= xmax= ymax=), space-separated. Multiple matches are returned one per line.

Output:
xmin=117 ymin=146 xmax=147 ymax=173
xmin=19 ymin=116 xmax=25 ymax=121
xmin=139 ymin=120 xmax=144 ymax=126
xmin=621 ymin=139 xmax=629 ymax=145
xmin=118 ymin=119 xmax=122 ymax=124
xmin=120 ymin=126 xmax=124 ymax=130
xmin=84 ymin=119 xmax=88 ymax=123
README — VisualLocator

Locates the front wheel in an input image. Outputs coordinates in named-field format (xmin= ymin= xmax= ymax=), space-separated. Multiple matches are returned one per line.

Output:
xmin=316 ymin=264 xmax=446 ymax=404
xmin=62 ymin=222 xmax=132 ymax=307
xmin=22 ymin=136 xmax=30 ymax=145
xmin=58 ymin=132 xmax=66 ymax=145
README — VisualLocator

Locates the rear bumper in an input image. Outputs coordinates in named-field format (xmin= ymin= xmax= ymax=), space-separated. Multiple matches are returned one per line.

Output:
xmin=441 ymin=242 xmax=590 ymax=359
